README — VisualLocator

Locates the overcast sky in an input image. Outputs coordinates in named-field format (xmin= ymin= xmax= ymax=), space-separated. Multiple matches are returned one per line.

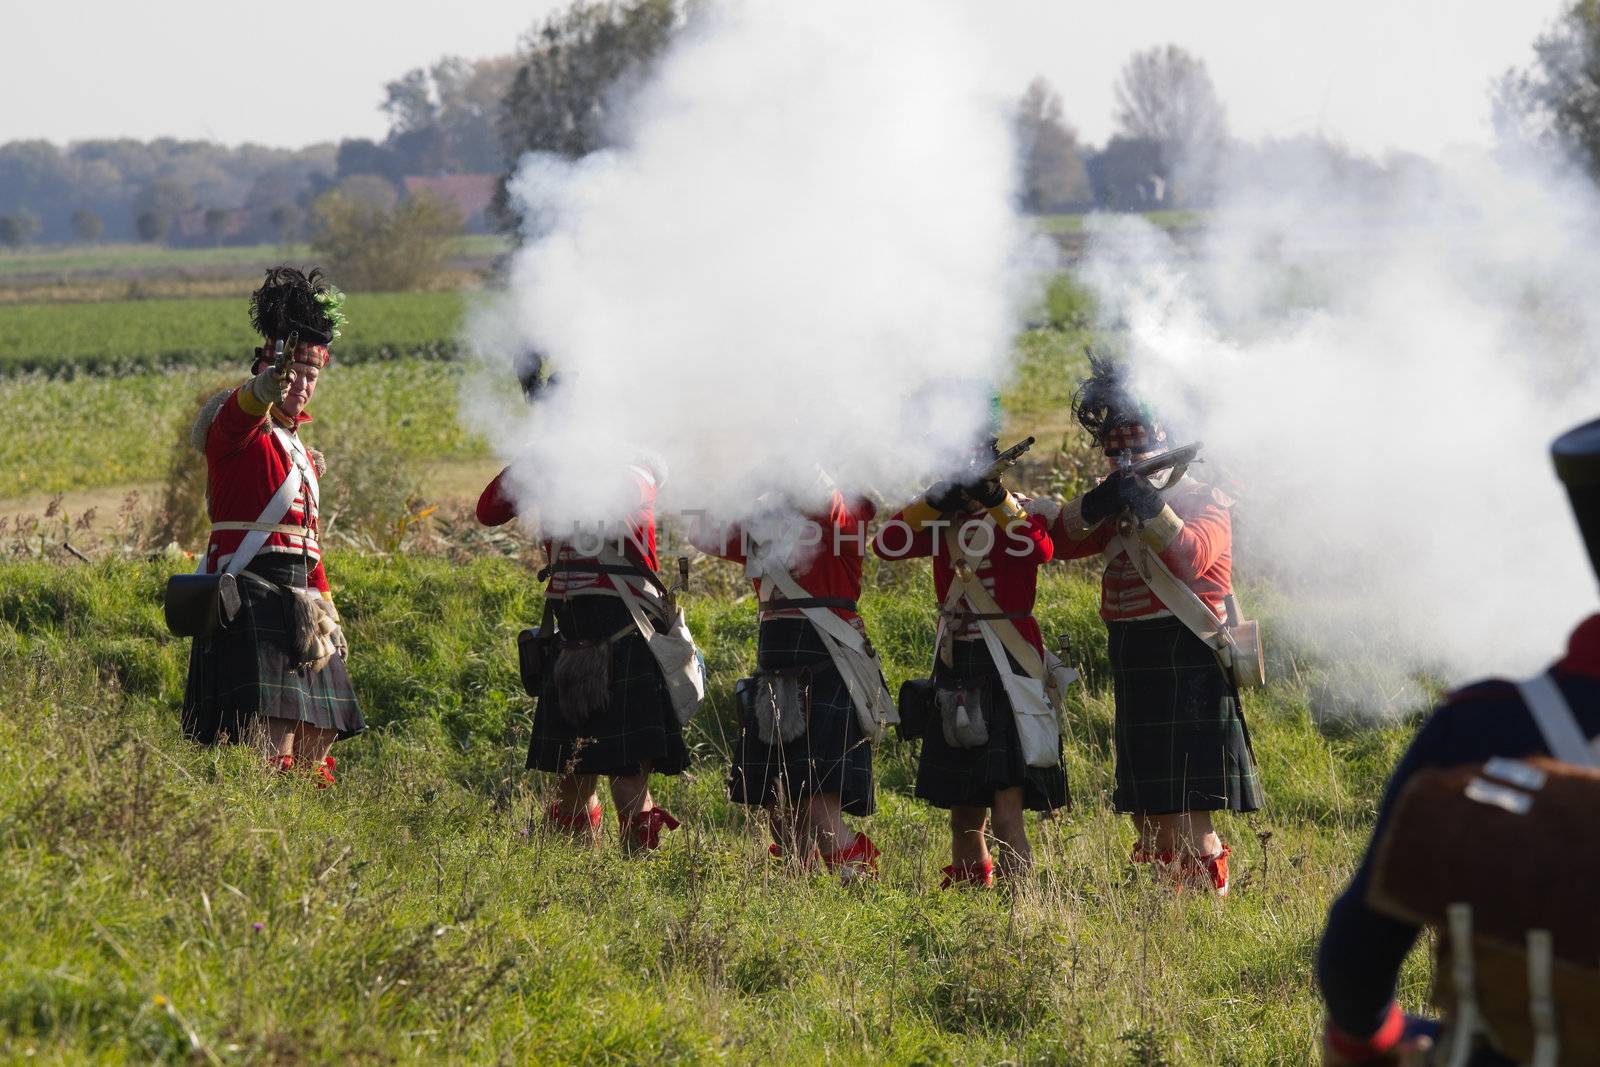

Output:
xmin=2 ymin=0 xmax=1567 ymax=159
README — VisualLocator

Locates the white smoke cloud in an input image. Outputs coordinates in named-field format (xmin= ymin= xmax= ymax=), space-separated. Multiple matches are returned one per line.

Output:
xmin=1077 ymin=146 xmax=1600 ymax=714
xmin=464 ymin=0 xmax=1042 ymax=533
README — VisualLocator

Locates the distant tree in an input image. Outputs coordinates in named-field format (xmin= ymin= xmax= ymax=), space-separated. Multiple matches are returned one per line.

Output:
xmin=0 ymin=208 xmax=41 ymax=249
xmin=132 ymin=178 xmax=195 ymax=244
xmin=1112 ymin=45 xmax=1229 ymax=204
xmin=203 ymin=207 xmax=230 ymax=246
xmin=1015 ymin=78 xmax=1092 ymax=212
xmin=336 ymin=138 xmax=401 ymax=181
xmin=496 ymin=0 xmax=680 ymax=230
xmin=333 ymin=174 xmax=401 ymax=211
xmin=310 ymin=188 xmax=462 ymax=290
xmin=1085 ymin=136 xmax=1167 ymax=210
xmin=378 ymin=55 xmax=520 ymax=175
xmin=1497 ymin=1 xmax=1600 ymax=180
xmin=70 ymin=207 xmax=104 ymax=243
xmin=267 ymin=203 xmax=303 ymax=247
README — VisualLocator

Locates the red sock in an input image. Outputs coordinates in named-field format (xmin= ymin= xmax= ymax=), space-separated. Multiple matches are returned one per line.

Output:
xmin=820 ymin=832 xmax=881 ymax=879
xmin=621 ymin=807 xmax=680 ymax=852
xmin=939 ymin=858 xmax=995 ymax=889
xmin=316 ymin=756 xmax=336 ymax=789
xmin=547 ymin=799 xmax=602 ymax=834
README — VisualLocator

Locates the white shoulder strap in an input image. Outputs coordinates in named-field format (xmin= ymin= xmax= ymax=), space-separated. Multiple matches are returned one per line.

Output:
xmin=758 ymin=560 xmax=869 ymax=654
xmin=942 ymin=529 xmax=1046 ymax=682
xmin=1106 ymin=533 xmax=1233 ymax=659
xmin=1516 ymin=672 xmax=1600 ymax=768
xmin=218 ymin=461 xmax=304 ymax=576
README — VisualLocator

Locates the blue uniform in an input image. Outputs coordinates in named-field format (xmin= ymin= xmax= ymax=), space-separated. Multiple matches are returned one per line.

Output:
xmin=1317 ymin=613 xmax=1600 ymax=1061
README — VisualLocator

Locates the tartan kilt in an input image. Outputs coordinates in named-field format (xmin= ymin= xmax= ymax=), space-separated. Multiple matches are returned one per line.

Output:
xmin=182 ymin=556 xmax=364 ymax=745
xmin=1107 ymin=616 xmax=1261 ymax=815
xmin=913 ymin=638 xmax=1069 ymax=813
xmin=728 ymin=617 xmax=875 ymax=816
xmin=527 ymin=594 xmax=687 ymax=777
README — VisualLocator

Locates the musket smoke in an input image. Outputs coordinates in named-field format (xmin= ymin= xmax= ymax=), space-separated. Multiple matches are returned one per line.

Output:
xmin=463 ymin=0 xmax=1041 ymax=534
xmin=1078 ymin=148 xmax=1600 ymax=715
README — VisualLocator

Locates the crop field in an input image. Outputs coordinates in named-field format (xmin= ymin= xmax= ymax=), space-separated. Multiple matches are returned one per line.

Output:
xmin=0 ymin=361 xmax=489 ymax=497
xmin=0 ymin=301 xmax=1093 ymax=503
xmin=0 ymin=236 xmax=511 ymax=279
xmin=0 ymin=291 xmax=467 ymax=376
xmin=0 ymin=554 xmax=1428 ymax=1064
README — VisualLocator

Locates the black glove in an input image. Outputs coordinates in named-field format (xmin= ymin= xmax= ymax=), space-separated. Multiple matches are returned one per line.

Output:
xmin=1079 ymin=474 xmax=1125 ymax=525
xmin=964 ymin=478 xmax=1007 ymax=508
xmin=1123 ymin=474 xmax=1163 ymax=521
xmin=924 ymin=480 xmax=970 ymax=514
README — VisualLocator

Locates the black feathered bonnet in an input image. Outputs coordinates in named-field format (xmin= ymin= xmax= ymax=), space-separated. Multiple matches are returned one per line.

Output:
xmin=1072 ymin=351 xmax=1166 ymax=454
xmin=248 ymin=266 xmax=346 ymax=367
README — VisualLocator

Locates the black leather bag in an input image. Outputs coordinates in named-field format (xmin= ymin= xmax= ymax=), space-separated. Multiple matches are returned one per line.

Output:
xmin=517 ymin=626 xmax=556 ymax=697
xmin=896 ymin=677 xmax=936 ymax=742
xmin=164 ymin=574 xmax=226 ymax=638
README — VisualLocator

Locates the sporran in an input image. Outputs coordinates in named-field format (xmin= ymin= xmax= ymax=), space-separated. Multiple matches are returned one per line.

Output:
xmin=553 ymin=639 xmax=612 ymax=726
xmin=742 ymin=666 xmax=812 ymax=745
xmin=937 ymin=685 xmax=989 ymax=749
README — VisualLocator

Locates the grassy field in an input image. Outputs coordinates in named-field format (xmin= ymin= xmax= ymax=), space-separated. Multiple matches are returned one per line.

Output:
xmin=0 ymin=361 xmax=489 ymax=498
xmin=0 ymin=291 xmax=467 ymax=377
xmin=0 ymin=300 xmax=1091 ymax=500
xmin=1033 ymin=210 xmax=1205 ymax=235
xmin=0 ymin=554 xmax=1429 ymax=1064
xmin=0 ymin=236 xmax=510 ymax=279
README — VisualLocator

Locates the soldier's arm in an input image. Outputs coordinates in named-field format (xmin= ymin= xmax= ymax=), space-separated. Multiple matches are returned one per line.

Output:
xmin=686 ymin=520 xmax=746 ymax=565
xmin=1048 ymin=497 xmax=1114 ymax=560
xmin=1141 ymin=489 xmax=1229 ymax=581
xmin=475 ymin=467 xmax=518 ymax=527
xmin=207 ymin=384 xmax=272 ymax=457
xmin=870 ymin=508 xmax=935 ymax=561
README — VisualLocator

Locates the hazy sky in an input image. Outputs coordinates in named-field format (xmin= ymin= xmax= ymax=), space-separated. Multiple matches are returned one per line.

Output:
xmin=3 ymin=1 xmax=1567 ymax=159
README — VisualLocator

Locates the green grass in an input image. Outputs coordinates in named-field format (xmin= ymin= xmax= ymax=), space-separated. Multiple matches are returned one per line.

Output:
xmin=0 ymin=236 xmax=510 ymax=279
xmin=1034 ymin=210 xmax=1205 ymax=235
xmin=0 ymin=291 xmax=467 ymax=377
xmin=0 ymin=554 xmax=1429 ymax=1064
xmin=0 ymin=362 xmax=487 ymax=496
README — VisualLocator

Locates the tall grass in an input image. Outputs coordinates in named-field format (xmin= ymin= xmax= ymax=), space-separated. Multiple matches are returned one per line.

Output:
xmin=0 ymin=554 xmax=1431 ymax=1064
xmin=0 ymin=362 xmax=487 ymax=497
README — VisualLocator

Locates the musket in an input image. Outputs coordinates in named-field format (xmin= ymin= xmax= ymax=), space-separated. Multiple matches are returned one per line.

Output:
xmin=1130 ymin=440 xmax=1202 ymax=482
xmin=977 ymin=435 xmax=1036 ymax=483
xmin=272 ymin=329 xmax=300 ymax=383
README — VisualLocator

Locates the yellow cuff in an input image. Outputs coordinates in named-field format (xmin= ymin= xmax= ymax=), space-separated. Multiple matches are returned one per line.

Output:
xmin=1057 ymin=496 xmax=1100 ymax=539
xmin=987 ymin=493 xmax=1027 ymax=527
xmin=900 ymin=498 xmax=943 ymax=531
xmin=236 ymin=381 xmax=269 ymax=416
xmin=1139 ymin=505 xmax=1184 ymax=550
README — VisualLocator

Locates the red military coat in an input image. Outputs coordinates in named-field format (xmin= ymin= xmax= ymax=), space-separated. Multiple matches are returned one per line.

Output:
xmin=200 ymin=386 xmax=328 ymax=592
xmin=872 ymin=503 xmax=1053 ymax=653
xmin=692 ymin=492 xmax=875 ymax=626
xmin=1051 ymin=476 xmax=1233 ymax=623
xmin=476 ymin=462 xmax=661 ymax=599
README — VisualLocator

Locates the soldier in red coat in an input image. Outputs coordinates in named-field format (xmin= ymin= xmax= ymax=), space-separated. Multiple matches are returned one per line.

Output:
xmin=692 ymin=484 xmax=889 ymax=881
xmin=478 ymin=446 xmax=689 ymax=854
xmin=182 ymin=267 xmax=363 ymax=784
xmin=1052 ymin=357 xmax=1260 ymax=894
xmin=873 ymin=440 xmax=1068 ymax=888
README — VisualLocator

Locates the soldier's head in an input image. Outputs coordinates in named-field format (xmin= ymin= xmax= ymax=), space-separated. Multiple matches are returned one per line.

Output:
xmin=1072 ymin=352 xmax=1166 ymax=471
xmin=1553 ymin=416 xmax=1600 ymax=584
xmin=248 ymin=265 xmax=345 ymax=416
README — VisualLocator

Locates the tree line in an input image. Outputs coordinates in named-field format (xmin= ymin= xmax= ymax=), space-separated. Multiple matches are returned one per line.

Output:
xmin=4 ymin=0 xmax=1600 ymax=252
